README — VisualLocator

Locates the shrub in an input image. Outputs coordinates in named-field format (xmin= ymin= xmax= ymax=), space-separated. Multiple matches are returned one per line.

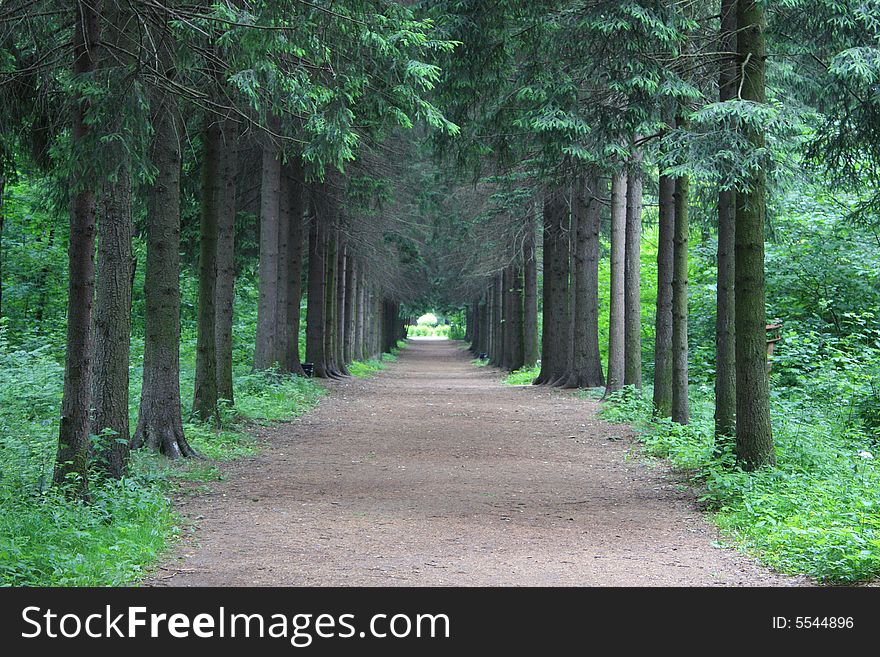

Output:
xmin=503 ymin=365 xmax=541 ymax=385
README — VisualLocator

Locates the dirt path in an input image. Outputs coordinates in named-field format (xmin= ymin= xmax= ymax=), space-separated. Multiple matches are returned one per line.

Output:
xmin=151 ymin=340 xmax=805 ymax=586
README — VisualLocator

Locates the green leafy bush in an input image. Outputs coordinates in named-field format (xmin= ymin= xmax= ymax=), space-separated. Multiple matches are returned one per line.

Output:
xmin=347 ymin=359 xmax=386 ymax=378
xmin=0 ymin=285 xmax=327 ymax=586
xmin=503 ymin=364 xmax=541 ymax=385
xmin=0 ymin=479 xmax=174 ymax=586
xmin=601 ymin=384 xmax=880 ymax=583
xmin=407 ymin=324 xmax=451 ymax=338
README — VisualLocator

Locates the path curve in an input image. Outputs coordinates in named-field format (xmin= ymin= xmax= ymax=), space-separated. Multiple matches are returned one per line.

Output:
xmin=151 ymin=340 xmax=806 ymax=586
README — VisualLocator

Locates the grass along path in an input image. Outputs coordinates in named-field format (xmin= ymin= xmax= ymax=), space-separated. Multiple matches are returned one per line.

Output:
xmin=0 ymin=321 xmax=393 ymax=585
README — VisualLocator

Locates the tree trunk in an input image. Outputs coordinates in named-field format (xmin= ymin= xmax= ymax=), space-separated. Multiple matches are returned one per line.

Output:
xmin=470 ymin=300 xmax=480 ymax=354
xmin=605 ymin=171 xmax=627 ymax=396
xmin=363 ymin=286 xmax=373 ymax=360
xmin=55 ymin=2 xmax=102 ymax=494
xmin=471 ymin=299 xmax=479 ymax=354
xmin=551 ymin=195 xmax=573 ymax=387
xmin=624 ymin=159 xmax=643 ymax=389
xmin=335 ymin=241 xmax=350 ymax=374
xmin=283 ymin=160 xmax=305 ymax=375
xmin=464 ymin=305 xmax=471 ymax=343
xmin=653 ymin=173 xmax=675 ymax=417
xmin=133 ymin=25 xmax=195 ymax=458
xmin=522 ymin=208 xmax=539 ymax=367
xmin=370 ymin=288 xmax=381 ymax=359
xmin=484 ymin=296 xmax=492 ymax=357
xmin=715 ymin=0 xmax=738 ymax=442
xmin=275 ymin=156 xmax=291 ymax=371
xmin=254 ymin=130 xmax=281 ymax=370
xmin=306 ymin=188 xmax=328 ymax=377
xmin=345 ymin=254 xmax=356 ymax=364
xmin=560 ymin=198 xmax=576 ymax=387
xmin=490 ymin=274 xmax=503 ymax=366
xmin=324 ymin=225 xmax=340 ymax=376
xmin=388 ymin=300 xmax=397 ymax=352
xmin=381 ymin=300 xmax=390 ymax=353
xmin=562 ymin=186 xmax=579 ymax=390
xmin=536 ymin=187 xmax=568 ymax=385
xmin=508 ymin=267 xmax=524 ymax=370
xmin=735 ymin=0 xmax=775 ymax=469
xmin=90 ymin=1 xmax=135 ymax=478
xmin=672 ymin=171 xmax=690 ymax=424
xmin=215 ymin=117 xmax=238 ymax=403
xmin=568 ymin=173 xmax=605 ymax=388
xmin=485 ymin=284 xmax=493 ymax=361
xmin=91 ymin=161 xmax=134 ymax=478
xmin=192 ymin=115 xmax=221 ymax=421
xmin=355 ymin=266 xmax=366 ymax=360
xmin=501 ymin=266 xmax=513 ymax=370
xmin=366 ymin=288 xmax=375 ymax=360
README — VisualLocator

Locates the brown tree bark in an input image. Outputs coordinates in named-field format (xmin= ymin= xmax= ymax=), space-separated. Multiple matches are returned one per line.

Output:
xmin=562 ymin=186 xmax=580 ymax=390
xmin=560 ymin=199 xmax=576 ymax=387
xmin=490 ymin=274 xmax=503 ymax=367
xmin=192 ymin=115 xmax=222 ymax=422
xmin=468 ymin=300 xmax=478 ymax=354
xmin=133 ymin=19 xmax=196 ymax=458
xmin=215 ymin=117 xmax=239 ymax=403
xmin=735 ymin=0 xmax=775 ymax=469
xmin=471 ymin=298 xmax=485 ymax=358
xmin=355 ymin=266 xmax=366 ymax=360
xmin=501 ymin=266 xmax=513 ymax=370
xmin=653 ymin=173 xmax=675 ymax=418
xmin=275 ymin=156 xmax=291 ymax=370
xmin=535 ymin=187 xmax=568 ymax=385
xmin=365 ymin=287 xmax=374 ymax=360
xmin=90 ymin=1 xmax=135 ymax=478
xmin=624 ymin=158 xmax=643 ymax=389
xmin=324 ymin=225 xmax=341 ymax=377
xmin=672 ymin=171 xmax=690 ymax=424
xmin=335 ymin=241 xmax=350 ymax=374
xmin=54 ymin=1 xmax=103 ymax=493
xmin=522 ymin=207 xmax=539 ymax=368
xmin=567 ymin=173 xmax=605 ymax=388
xmin=344 ymin=254 xmax=356 ymax=364
xmin=91 ymin=163 xmax=134 ymax=478
xmin=508 ymin=268 xmax=524 ymax=370
xmin=306 ymin=186 xmax=329 ymax=377
xmin=369 ymin=288 xmax=381 ymax=359
xmin=485 ymin=284 xmax=493 ymax=361
xmin=283 ymin=160 xmax=306 ymax=375
xmin=605 ymin=171 xmax=627 ymax=396
xmin=363 ymin=285 xmax=373 ymax=360
xmin=477 ymin=297 xmax=488 ymax=357
xmin=254 ymin=128 xmax=281 ymax=371
xmin=715 ymin=0 xmax=738 ymax=442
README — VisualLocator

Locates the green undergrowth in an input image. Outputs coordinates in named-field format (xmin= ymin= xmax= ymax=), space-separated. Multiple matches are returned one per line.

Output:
xmin=348 ymin=359 xmax=387 ymax=378
xmin=0 ymin=324 xmax=327 ymax=586
xmin=381 ymin=340 xmax=407 ymax=363
xmin=503 ymin=364 xmax=541 ymax=385
xmin=599 ymin=385 xmax=880 ymax=583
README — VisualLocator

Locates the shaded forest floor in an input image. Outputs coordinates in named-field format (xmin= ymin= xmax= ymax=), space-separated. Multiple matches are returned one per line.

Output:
xmin=149 ymin=340 xmax=807 ymax=586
